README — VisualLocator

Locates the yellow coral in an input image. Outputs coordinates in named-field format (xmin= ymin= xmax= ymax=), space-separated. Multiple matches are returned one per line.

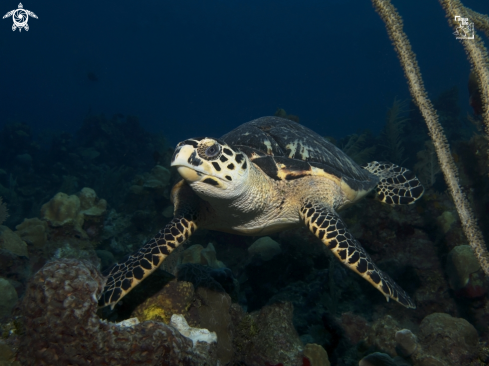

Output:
xmin=303 ymin=344 xmax=330 ymax=366
xmin=138 ymin=305 xmax=168 ymax=323
xmin=132 ymin=281 xmax=194 ymax=324
xmin=0 ymin=226 xmax=28 ymax=257
xmin=15 ymin=218 xmax=47 ymax=248
xmin=40 ymin=188 xmax=107 ymax=238
xmin=41 ymin=192 xmax=83 ymax=229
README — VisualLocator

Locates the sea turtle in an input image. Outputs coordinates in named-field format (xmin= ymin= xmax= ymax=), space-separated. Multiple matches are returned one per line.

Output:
xmin=2 ymin=3 xmax=37 ymax=32
xmin=100 ymin=116 xmax=424 ymax=309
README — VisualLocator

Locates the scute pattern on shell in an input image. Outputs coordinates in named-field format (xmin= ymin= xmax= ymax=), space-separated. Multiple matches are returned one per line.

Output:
xmin=221 ymin=116 xmax=378 ymax=191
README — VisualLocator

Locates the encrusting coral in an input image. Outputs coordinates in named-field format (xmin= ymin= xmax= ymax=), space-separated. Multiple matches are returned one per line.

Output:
xmin=372 ymin=0 xmax=489 ymax=277
xmin=17 ymin=258 xmax=216 ymax=365
xmin=40 ymin=187 xmax=107 ymax=238
xmin=14 ymin=218 xmax=47 ymax=249
xmin=132 ymin=280 xmax=195 ymax=324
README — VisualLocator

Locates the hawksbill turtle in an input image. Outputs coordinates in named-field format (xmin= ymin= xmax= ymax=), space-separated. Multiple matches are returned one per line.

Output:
xmin=100 ymin=116 xmax=424 ymax=309
xmin=3 ymin=3 xmax=37 ymax=32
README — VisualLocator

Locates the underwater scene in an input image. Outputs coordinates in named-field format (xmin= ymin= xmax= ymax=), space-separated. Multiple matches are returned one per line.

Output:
xmin=1 ymin=0 xmax=489 ymax=365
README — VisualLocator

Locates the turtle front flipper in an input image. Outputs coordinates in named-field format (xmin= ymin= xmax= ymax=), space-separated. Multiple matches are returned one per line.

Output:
xmin=363 ymin=161 xmax=424 ymax=205
xmin=99 ymin=181 xmax=200 ymax=309
xmin=300 ymin=202 xmax=415 ymax=309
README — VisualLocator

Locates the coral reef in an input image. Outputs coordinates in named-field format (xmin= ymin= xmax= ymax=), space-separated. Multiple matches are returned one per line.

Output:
xmin=394 ymin=329 xmax=417 ymax=357
xmin=0 ymin=227 xmax=28 ymax=258
xmin=0 ymin=278 xmax=17 ymax=318
xmin=14 ymin=218 xmax=47 ymax=249
xmin=446 ymin=245 xmax=484 ymax=293
xmin=17 ymin=258 xmax=216 ymax=365
xmin=40 ymin=187 xmax=107 ymax=239
xmin=0 ymin=197 xmax=8 ymax=226
xmin=412 ymin=313 xmax=480 ymax=365
xmin=169 ymin=314 xmax=217 ymax=348
xmin=0 ymin=226 xmax=29 ymax=293
xmin=373 ymin=0 xmax=489 ymax=276
xmin=132 ymin=280 xmax=194 ymax=324
xmin=303 ymin=343 xmax=330 ymax=366
xmin=248 ymin=236 xmax=282 ymax=261
xmin=194 ymin=287 xmax=234 ymax=364
xmin=0 ymin=340 xmax=20 ymax=366
xmin=180 ymin=243 xmax=225 ymax=269
xmin=0 ymin=2 xmax=488 ymax=365
xmin=232 ymin=301 xmax=305 ymax=366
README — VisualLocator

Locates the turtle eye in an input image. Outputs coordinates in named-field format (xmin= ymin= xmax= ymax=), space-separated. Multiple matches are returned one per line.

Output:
xmin=205 ymin=144 xmax=221 ymax=158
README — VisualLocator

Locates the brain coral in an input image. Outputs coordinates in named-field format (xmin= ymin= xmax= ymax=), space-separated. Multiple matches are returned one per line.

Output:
xmin=17 ymin=258 xmax=216 ymax=365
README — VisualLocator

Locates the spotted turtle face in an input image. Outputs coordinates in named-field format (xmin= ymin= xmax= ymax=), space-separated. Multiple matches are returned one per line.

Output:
xmin=171 ymin=137 xmax=250 ymax=198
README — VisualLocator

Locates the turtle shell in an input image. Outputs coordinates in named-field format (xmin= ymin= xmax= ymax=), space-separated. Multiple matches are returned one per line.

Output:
xmin=221 ymin=116 xmax=379 ymax=195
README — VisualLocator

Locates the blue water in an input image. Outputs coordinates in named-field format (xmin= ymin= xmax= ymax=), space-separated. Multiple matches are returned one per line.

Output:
xmin=0 ymin=0 xmax=487 ymax=144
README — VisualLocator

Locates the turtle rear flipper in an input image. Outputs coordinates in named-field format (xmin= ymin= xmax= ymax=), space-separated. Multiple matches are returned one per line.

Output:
xmin=363 ymin=161 xmax=424 ymax=205
xmin=301 ymin=202 xmax=415 ymax=308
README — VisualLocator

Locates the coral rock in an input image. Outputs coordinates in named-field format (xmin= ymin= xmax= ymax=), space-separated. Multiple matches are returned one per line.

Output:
xmin=150 ymin=165 xmax=171 ymax=187
xmin=366 ymin=315 xmax=401 ymax=357
xmin=143 ymin=165 xmax=171 ymax=190
xmin=0 ymin=340 xmax=21 ymax=366
xmin=303 ymin=343 xmax=330 ymax=366
xmin=236 ymin=301 xmax=304 ymax=366
xmin=413 ymin=312 xmax=479 ymax=365
xmin=0 ymin=278 xmax=18 ymax=318
xmin=170 ymin=314 xmax=217 ymax=347
xmin=0 ymin=226 xmax=28 ymax=257
xmin=446 ymin=245 xmax=481 ymax=290
xmin=195 ymin=287 xmax=234 ymax=365
xmin=446 ymin=245 xmax=487 ymax=298
xmin=341 ymin=311 xmax=371 ymax=344
xmin=40 ymin=188 xmax=107 ymax=239
xmin=40 ymin=192 xmax=83 ymax=228
xmin=79 ymin=187 xmax=107 ymax=216
xmin=248 ymin=236 xmax=282 ymax=261
xmin=182 ymin=243 xmax=224 ymax=268
xmin=0 ymin=226 xmax=29 ymax=284
xmin=15 ymin=218 xmax=47 ymax=249
xmin=436 ymin=211 xmax=456 ymax=234
xmin=394 ymin=329 xmax=417 ymax=357
xmin=132 ymin=280 xmax=195 ymax=324
xmin=359 ymin=352 xmax=397 ymax=366
xmin=17 ymin=258 xmax=216 ymax=365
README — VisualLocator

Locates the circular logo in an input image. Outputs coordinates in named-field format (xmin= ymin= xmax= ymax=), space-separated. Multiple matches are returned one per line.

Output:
xmin=13 ymin=9 xmax=28 ymax=28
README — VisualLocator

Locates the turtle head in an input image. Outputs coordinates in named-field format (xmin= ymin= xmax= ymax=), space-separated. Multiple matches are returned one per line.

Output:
xmin=171 ymin=138 xmax=250 ymax=199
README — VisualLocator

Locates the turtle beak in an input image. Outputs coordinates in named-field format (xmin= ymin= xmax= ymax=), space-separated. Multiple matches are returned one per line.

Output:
xmin=176 ymin=166 xmax=202 ymax=183
xmin=171 ymin=145 xmax=204 ymax=183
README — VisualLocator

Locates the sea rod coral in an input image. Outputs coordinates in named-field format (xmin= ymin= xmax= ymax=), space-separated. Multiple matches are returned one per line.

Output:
xmin=372 ymin=0 xmax=489 ymax=276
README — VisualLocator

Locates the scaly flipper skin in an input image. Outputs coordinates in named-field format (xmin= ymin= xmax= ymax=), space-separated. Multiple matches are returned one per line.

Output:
xmin=363 ymin=161 xmax=424 ymax=205
xmin=300 ymin=202 xmax=416 ymax=309
xmin=99 ymin=182 xmax=200 ymax=309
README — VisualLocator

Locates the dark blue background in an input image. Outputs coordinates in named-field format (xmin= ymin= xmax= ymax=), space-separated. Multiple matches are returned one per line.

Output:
xmin=0 ymin=0 xmax=487 ymax=145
